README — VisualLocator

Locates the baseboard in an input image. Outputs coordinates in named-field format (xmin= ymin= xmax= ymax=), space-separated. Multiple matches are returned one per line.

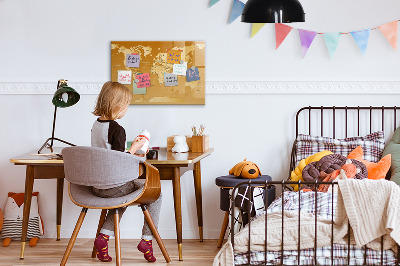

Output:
xmin=1 ymin=81 xmax=400 ymax=95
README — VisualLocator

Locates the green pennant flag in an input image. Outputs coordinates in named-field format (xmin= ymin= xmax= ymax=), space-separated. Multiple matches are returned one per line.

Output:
xmin=251 ymin=23 xmax=266 ymax=38
xmin=209 ymin=0 xmax=220 ymax=7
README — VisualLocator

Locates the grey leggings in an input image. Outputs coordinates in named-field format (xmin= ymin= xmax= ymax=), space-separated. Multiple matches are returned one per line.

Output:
xmin=92 ymin=180 xmax=162 ymax=240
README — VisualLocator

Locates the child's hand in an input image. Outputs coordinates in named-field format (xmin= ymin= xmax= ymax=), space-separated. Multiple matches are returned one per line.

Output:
xmin=134 ymin=149 xmax=149 ymax=157
xmin=129 ymin=137 xmax=147 ymax=155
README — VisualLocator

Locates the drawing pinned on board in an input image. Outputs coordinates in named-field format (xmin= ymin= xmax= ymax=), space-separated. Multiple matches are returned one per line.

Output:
xmin=186 ymin=66 xmax=200 ymax=82
xmin=136 ymin=73 xmax=151 ymax=88
xmin=118 ymin=70 xmax=132 ymax=84
xmin=164 ymin=73 xmax=179 ymax=87
xmin=173 ymin=62 xmax=188 ymax=76
xmin=126 ymin=53 xmax=140 ymax=68
xmin=167 ymin=50 xmax=182 ymax=64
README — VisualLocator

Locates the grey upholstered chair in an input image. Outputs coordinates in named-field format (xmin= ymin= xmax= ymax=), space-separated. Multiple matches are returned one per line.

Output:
xmin=60 ymin=146 xmax=171 ymax=265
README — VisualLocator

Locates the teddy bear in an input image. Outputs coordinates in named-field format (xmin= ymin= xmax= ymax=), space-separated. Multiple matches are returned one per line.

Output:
xmin=229 ymin=159 xmax=261 ymax=179
xmin=1 ymin=192 xmax=44 ymax=247
xmin=172 ymin=135 xmax=189 ymax=153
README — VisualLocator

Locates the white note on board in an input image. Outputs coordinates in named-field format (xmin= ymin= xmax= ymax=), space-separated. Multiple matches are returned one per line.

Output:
xmin=118 ymin=70 xmax=132 ymax=84
xmin=172 ymin=62 xmax=188 ymax=76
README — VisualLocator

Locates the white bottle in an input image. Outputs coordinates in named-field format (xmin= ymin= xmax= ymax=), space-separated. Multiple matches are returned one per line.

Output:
xmin=136 ymin=129 xmax=150 ymax=154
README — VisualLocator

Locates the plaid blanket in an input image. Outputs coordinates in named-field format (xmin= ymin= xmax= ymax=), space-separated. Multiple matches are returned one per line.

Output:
xmin=234 ymin=191 xmax=397 ymax=265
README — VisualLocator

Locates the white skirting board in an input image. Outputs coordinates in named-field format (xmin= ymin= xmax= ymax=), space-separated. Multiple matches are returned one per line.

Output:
xmin=0 ymin=81 xmax=400 ymax=95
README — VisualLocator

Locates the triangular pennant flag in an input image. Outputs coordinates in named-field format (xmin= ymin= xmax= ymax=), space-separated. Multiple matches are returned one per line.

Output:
xmin=229 ymin=0 xmax=245 ymax=24
xmin=323 ymin=33 xmax=341 ymax=58
xmin=378 ymin=21 xmax=398 ymax=50
xmin=351 ymin=29 xmax=370 ymax=55
xmin=209 ymin=0 xmax=220 ymax=7
xmin=251 ymin=23 xmax=266 ymax=38
xmin=275 ymin=23 xmax=293 ymax=49
xmin=298 ymin=29 xmax=317 ymax=58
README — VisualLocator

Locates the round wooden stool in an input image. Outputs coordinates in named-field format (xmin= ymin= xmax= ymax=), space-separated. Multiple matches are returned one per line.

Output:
xmin=215 ymin=175 xmax=275 ymax=248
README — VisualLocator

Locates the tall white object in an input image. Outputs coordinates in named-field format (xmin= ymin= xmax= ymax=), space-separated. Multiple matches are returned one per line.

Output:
xmin=135 ymin=129 xmax=150 ymax=154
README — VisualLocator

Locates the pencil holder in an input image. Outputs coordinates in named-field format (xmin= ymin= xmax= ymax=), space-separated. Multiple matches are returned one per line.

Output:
xmin=191 ymin=135 xmax=209 ymax=153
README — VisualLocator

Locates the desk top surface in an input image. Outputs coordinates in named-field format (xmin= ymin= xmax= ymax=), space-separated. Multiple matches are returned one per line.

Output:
xmin=10 ymin=147 xmax=214 ymax=166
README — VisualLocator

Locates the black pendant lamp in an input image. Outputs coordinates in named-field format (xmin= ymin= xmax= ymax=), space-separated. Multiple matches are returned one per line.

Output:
xmin=242 ymin=0 xmax=305 ymax=23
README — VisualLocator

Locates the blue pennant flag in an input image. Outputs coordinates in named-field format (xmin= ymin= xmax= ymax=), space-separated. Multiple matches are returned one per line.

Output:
xmin=229 ymin=0 xmax=245 ymax=23
xmin=209 ymin=0 xmax=221 ymax=7
xmin=351 ymin=29 xmax=371 ymax=55
xmin=323 ymin=33 xmax=341 ymax=58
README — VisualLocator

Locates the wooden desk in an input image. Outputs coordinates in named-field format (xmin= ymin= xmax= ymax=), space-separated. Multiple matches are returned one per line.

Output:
xmin=10 ymin=147 xmax=213 ymax=261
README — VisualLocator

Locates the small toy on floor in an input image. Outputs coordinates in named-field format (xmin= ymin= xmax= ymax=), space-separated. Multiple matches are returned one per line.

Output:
xmin=1 ymin=192 xmax=44 ymax=247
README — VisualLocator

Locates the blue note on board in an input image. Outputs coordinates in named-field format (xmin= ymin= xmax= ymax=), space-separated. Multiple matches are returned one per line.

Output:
xmin=126 ymin=54 xmax=140 ymax=68
xmin=186 ymin=67 xmax=200 ymax=82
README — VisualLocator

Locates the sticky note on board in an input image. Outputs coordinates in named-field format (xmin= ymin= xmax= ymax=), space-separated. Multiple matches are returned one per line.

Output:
xmin=136 ymin=73 xmax=151 ymax=88
xmin=164 ymin=73 xmax=178 ymax=87
xmin=126 ymin=53 xmax=140 ymax=68
xmin=186 ymin=67 xmax=200 ymax=82
xmin=172 ymin=62 xmax=188 ymax=76
xmin=117 ymin=70 xmax=132 ymax=84
xmin=132 ymin=83 xmax=147 ymax=94
xmin=167 ymin=50 xmax=182 ymax=64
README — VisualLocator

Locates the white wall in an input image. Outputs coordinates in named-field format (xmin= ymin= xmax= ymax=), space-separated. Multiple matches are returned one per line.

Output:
xmin=1 ymin=0 xmax=400 ymax=240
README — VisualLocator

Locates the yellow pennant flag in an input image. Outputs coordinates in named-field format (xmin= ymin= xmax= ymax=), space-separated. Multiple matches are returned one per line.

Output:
xmin=251 ymin=23 xmax=266 ymax=38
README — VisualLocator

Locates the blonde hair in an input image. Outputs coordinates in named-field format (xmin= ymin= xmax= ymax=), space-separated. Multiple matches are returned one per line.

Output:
xmin=93 ymin=81 xmax=132 ymax=120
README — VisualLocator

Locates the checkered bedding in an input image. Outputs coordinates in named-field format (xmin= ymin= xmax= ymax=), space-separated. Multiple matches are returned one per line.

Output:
xmin=234 ymin=191 xmax=397 ymax=265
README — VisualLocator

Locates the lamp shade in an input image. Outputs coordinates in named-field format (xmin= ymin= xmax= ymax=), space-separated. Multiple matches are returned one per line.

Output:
xmin=52 ymin=84 xmax=80 ymax=108
xmin=241 ymin=0 xmax=305 ymax=23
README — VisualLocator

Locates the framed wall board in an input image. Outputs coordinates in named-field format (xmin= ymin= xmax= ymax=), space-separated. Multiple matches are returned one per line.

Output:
xmin=111 ymin=41 xmax=205 ymax=105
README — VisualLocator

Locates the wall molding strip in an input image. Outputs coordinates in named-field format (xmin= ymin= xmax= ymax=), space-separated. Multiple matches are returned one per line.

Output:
xmin=0 ymin=81 xmax=399 ymax=95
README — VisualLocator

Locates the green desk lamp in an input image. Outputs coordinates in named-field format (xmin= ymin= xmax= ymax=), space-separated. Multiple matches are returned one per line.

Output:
xmin=38 ymin=79 xmax=80 ymax=154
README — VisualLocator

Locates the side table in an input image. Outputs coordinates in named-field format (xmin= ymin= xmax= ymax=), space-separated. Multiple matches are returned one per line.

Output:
xmin=215 ymin=175 xmax=275 ymax=248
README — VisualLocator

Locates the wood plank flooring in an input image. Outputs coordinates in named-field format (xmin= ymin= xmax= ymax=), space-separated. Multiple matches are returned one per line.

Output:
xmin=0 ymin=239 xmax=222 ymax=265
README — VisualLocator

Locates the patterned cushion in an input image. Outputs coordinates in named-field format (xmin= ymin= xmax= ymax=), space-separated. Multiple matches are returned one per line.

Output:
xmin=295 ymin=131 xmax=385 ymax=166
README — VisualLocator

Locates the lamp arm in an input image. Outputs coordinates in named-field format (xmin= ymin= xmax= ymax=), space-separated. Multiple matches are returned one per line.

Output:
xmin=50 ymin=105 xmax=57 ymax=148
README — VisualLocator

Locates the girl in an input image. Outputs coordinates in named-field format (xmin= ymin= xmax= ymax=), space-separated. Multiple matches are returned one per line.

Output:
xmin=91 ymin=81 xmax=162 ymax=263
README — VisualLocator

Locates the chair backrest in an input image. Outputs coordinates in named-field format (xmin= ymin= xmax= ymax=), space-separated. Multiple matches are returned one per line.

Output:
xmin=62 ymin=146 xmax=145 ymax=187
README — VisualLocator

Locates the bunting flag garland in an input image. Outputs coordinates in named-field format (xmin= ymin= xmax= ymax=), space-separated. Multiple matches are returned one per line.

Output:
xmin=209 ymin=0 xmax=220 ymax=7
xmin=378 ymin=21 xmax=398 ymax=50
xmin=208 ymin=5 xmax=400 ymax=57
xmin=275 ymin=23 xmax=293 ymax=49
xmin=323 ymin=33 xmax=341 ymax=58
xmin=351 ymin=29 xmax=370 ymax=55
xmin=298 ymin=30 xmax=317 ymax=58
xmin=251 ymin=23 xmax=266 ymax=38
xmin=229 ymin=0 xmax=245 ymax=24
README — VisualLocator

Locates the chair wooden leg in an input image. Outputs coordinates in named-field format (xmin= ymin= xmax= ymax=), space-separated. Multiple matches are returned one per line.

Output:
xmin=141 ymin=205 xmax=171 ymax=263
xmin=60 ymin=208 xmax=88 ymax=266
xmin=91 ymin=209 xmax=108 ymax=258
xmin=114 ymin=210 xmax=121 ymax=266
xmin=217 ymin=211 xmax=230 ymax=248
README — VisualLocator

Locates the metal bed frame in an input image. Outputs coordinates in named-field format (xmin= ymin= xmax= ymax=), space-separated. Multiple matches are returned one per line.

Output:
xmin=230 ymin=106 xmax=400 ymax=266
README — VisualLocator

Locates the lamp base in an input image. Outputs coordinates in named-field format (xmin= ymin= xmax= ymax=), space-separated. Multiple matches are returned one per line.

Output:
xmin=38 ymin=137 xmax=76 ymax=154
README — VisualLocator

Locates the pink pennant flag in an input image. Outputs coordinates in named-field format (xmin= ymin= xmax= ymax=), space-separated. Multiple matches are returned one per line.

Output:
xmin=298 ymin=29 xmax=317 ymax=58
xmin=378 ymin=21 xmax=398 ymax=50
xmin=275 ymin=23 xmax=293 ymax=49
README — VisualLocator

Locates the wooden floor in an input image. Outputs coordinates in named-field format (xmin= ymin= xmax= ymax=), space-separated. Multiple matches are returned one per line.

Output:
xmin=0 ymin=239 xmax=221 ymax=265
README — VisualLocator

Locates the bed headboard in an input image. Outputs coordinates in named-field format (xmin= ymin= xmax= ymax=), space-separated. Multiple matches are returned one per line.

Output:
xmin=290 ymin=106 xmax=400 ymax=179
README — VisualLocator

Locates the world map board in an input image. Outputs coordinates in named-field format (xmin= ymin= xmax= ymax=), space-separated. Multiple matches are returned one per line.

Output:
xmin=111 ymin=41 xmax=205 ymax=105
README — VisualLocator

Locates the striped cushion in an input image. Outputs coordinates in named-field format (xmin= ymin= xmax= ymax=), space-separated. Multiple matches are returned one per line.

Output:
xmin=295 ymin=131 xmax=385 ymax=166
xmin=1 ymin=217 xmax=40 ymax=240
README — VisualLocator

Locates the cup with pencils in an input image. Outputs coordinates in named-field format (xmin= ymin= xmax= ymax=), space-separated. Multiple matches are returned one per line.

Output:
xmin=191 ymin=124 xmax=209 ymax=152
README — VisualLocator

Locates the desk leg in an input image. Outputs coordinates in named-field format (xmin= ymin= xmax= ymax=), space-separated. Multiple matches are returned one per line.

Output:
xmin=172 ymin=167 xmax=183 ymax=261
xmin=56 ymin=178 xmax=64 ymax=241
xmin=20 ymin=165 xmax=34 ymax=259
xmin=193 ymin=161 xmax=203 ymax=242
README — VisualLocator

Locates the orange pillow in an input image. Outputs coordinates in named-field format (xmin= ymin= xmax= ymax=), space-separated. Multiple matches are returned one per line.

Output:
xmin=347 ymin=146 xmax=391 ymax=180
